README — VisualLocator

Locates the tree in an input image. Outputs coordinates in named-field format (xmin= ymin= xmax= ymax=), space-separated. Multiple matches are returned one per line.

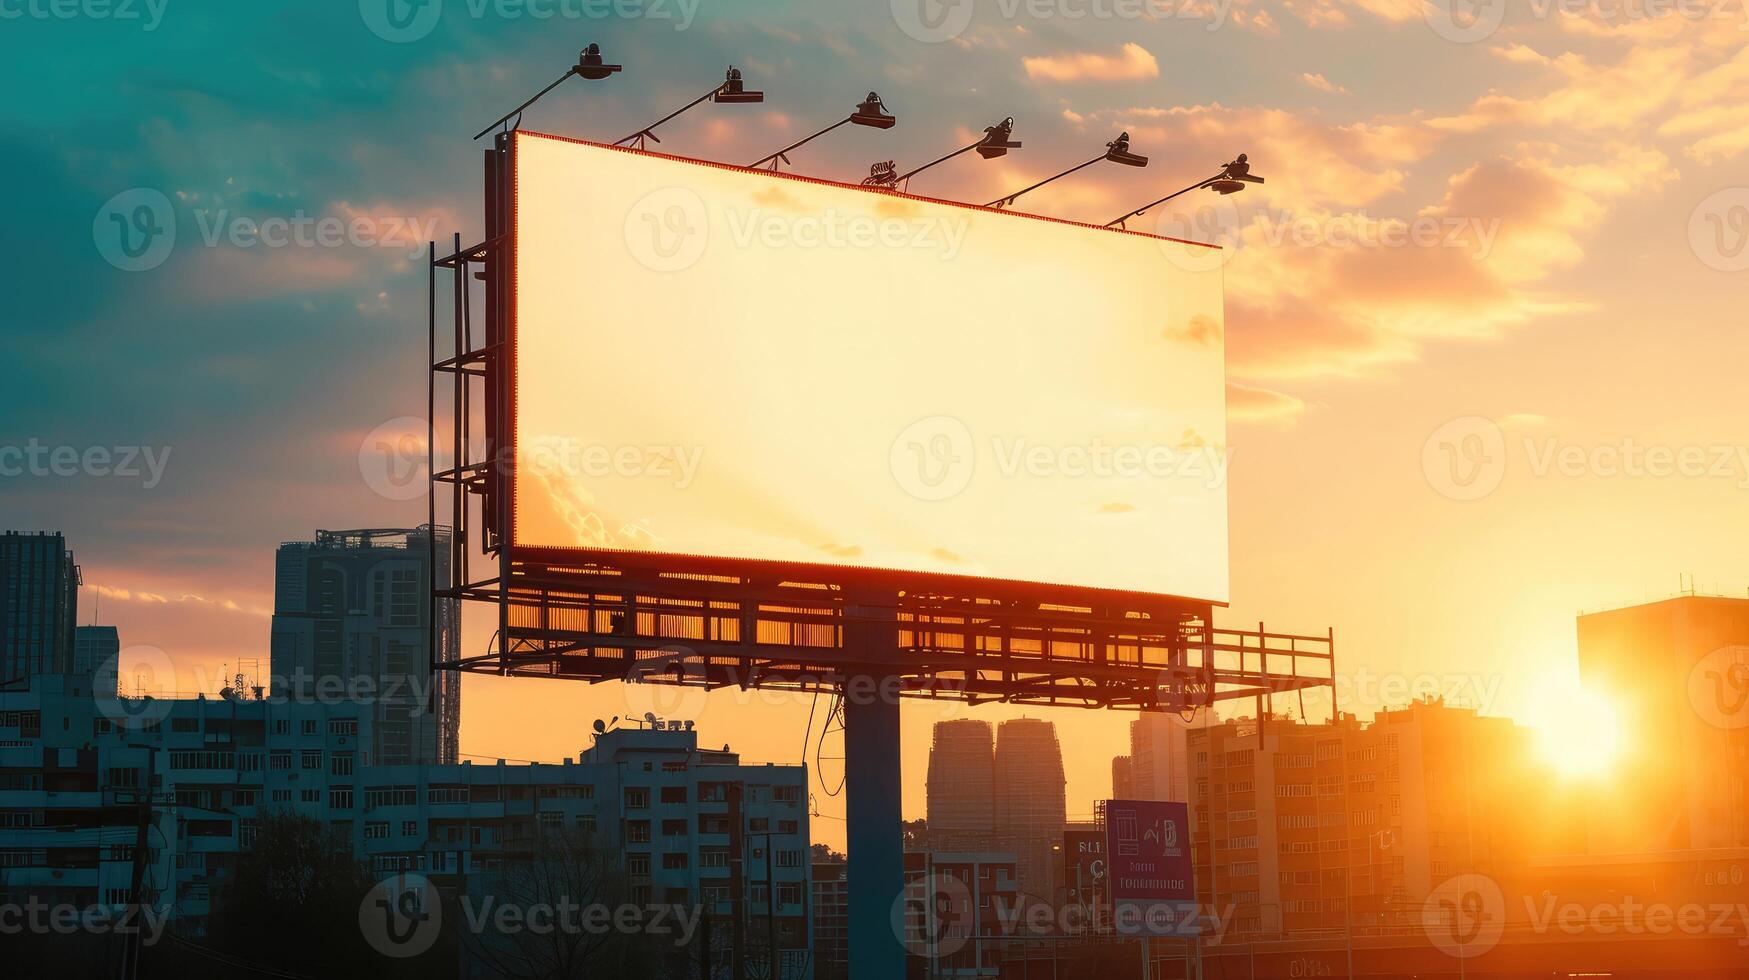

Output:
xmin=457 ymin=823 xmax=689 ymax=980
xmin=205 ymin=808 xmax=383 ymax=978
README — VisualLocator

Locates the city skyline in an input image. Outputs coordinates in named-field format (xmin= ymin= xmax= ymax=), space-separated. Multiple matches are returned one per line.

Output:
xmin=3 ymin=3 xmax=1747 ymax=976
xmin=6 ymin=0 xmax=1742 ymax=847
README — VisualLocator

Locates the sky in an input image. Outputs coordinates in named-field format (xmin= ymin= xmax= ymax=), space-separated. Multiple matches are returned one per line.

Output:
xmin=2 ymin=0 xmax=1746 ymax=849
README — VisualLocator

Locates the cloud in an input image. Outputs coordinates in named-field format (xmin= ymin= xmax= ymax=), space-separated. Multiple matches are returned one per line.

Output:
xmin=1227 ymin=382 xmax=1307 ymax=425
xmin=90 ymin=583 xmax=270 ymax=617
xmin=1299 ymin=73 xmax=1348 ymax=94
xmin=1023 ymin=43 xmax=1159 ymax=83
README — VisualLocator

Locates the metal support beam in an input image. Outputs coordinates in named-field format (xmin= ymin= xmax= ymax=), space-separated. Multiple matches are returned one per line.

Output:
xmin=844 ymin=593 xmax=904 ymax=980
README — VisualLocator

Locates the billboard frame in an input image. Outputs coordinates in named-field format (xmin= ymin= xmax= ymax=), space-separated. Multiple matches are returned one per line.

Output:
xmin=429 ymin=130 xmax=1337 ymax=712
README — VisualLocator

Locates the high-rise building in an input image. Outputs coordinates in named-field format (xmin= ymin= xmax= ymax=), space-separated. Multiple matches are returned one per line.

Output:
xmin=1129 ymin=712 xmax=1193 ymax=802
xmin=1577 ymin=595 xmax=1749 ymax=852
xmin=993 ymin=717 xmax=1066 ymax=901
xmin=0 ymin=531 xmax=79 ymax=685
xmin=71 ymin=625 xmax=118 ymax=690
xmin=269 ymin=527 xmax=459 ymax=765
xmin=811 ymin=858 xmax=848 ymax=980
xmin=926 ymin=719 xmax=994 ymax=846
xmin=1186 ymin=700 xmax=1566 ymax=940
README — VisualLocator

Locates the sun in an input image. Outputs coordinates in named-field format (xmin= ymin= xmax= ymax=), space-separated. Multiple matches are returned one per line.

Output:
xmin=1534 ymin=688 xmax=1623 ymax=779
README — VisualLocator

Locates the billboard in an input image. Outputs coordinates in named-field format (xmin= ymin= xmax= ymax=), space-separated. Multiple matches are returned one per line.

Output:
xmin=509 ymin=131 xmax=1229 ymax=603
xmin=1104 ymin=799 xmax=1197 ymax=936
xmin=1063 ymin=829 xmax=1108 ymax=930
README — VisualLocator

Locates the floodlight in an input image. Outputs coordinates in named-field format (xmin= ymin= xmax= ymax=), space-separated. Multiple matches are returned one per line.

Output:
xmin=1106 ymin=153 xmax=1267 ymax=228
xmin=616 ymin=64 xmax=766 ymax=150
xmin=749 ymin=91 xmax=897 ymax=171
xmin=986 ymin=131 xmax=1151 ymax=209
xmin=472 ymin=43 xmax=622 ymax=141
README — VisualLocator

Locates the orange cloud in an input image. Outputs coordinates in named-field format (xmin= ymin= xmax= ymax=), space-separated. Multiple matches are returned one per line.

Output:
xmin=1023 ymin=43 xmax=1159 ymax=82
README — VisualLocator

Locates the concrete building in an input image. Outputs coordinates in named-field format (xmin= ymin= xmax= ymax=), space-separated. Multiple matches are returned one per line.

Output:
xmin=812 ymin=858 xmax=848 ymax=980
xmin=992 ymin=718 xmax=1066 ymax=902
xmin=900 ymin=850 xmax=1020 ymax=978
xmin=1185 ymin=699 xmax=1567 ymax=940
xmin=1577 ymin=594 xmax=1749 ymax=853
xmin=1126 ymin=712 xmax=1193 ymax=804
xmin=0 ymin=677 xmax=811 ymax=976
xmin=269 ymin=527 xmax=459 ymax=765
xmin=0 ymin=531 xmax=80 ymax=685
xmin=925 ymin=719 xmax=994 ymax=847
xmin=72 ymin=625 xmax=118 ymax=687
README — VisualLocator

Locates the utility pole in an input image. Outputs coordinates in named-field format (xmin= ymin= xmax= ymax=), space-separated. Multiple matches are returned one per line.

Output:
xmin=118 ymin=743 xmax=157 ymax=980
xmin=748 ymin=830 xmax=780 ymax=980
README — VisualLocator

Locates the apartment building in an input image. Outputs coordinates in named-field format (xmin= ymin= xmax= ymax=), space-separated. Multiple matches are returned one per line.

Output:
xmin=0 ymin=677 xmax=811 ymax=974
xmin=1186 ymin=699 xmax=1565 ymax=940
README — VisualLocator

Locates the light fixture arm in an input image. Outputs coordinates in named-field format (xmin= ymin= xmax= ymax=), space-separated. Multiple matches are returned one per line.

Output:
xmin=749 ymin=116 xmax=855 ymax=170
xmin=473 ymin=68 xmax=578 ymax=141
xmin=986 ymin=154 xmax=1105 ymax=209
xmin=895 ymin=140 xmax=982 ymax=186
xmin=1105 ymin=173 xmax=1224 ymax=228
xmin=614 ymin=84 xmax=724 ymax=150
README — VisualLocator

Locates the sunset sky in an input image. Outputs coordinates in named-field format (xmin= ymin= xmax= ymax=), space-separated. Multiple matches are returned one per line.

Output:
xmin=3 ymin=1 xmax=1745 ymax=848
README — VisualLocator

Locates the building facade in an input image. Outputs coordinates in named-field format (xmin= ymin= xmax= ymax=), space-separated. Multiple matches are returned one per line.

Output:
xmin=925 ymin=719 xmax=994 ymax=847
xmin=1184 ymin=699 xmax=1567 ymax=941
xmin=269 ymin=527 xmax=460 ymax=765
xmin=0 ymin=678 xmax=811 ymax=976
xmin=1577 ymin=594 xmax=1749 ymax=853
xmin=0 ymin=531 xmax=80 ymax=685
xmin=992 ymin=718 xmax=1066 ymax=902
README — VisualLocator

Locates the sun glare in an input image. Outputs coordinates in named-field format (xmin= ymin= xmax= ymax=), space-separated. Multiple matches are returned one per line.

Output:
xmin=1534 ymin=688 xmax=1623 ymax=779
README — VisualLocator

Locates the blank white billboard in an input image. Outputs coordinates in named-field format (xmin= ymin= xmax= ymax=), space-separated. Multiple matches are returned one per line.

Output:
xmin=510 ymin=131 xmax=1229 ymax=603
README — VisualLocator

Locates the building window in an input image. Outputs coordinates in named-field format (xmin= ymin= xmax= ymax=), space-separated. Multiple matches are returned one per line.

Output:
xmin=330 ymin=787 xmax=353 ymax=810
xmin=662 ymin=853 xmax=689 ymax=869
xmin=365 ymin=822 xmax=390 ymax=840
xmin=300 ymin=750 xmax=322 ymax=770
xmin=627 ymin=821 xmax=652 ymax=843
xmin=331 ymin=753 xmax=354 ymax=777
xmin=402 ymin=821 xmax=418 ymax=837
xmin=270 ymin=751 xmax=291 ymax=771
xmin=301 ymin=720 xmax=317 ymax=736
xmin=329 ymin=719 xmax=358 ymax=737
xmin=625 ymin=788 xmax=650 ymax=809
xmin=659 ymin=786 xmax=687 ymax=805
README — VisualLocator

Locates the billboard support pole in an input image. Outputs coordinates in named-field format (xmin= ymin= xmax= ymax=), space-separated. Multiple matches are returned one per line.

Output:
xmin=843 ymin=591 xmax=903 ymax=980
